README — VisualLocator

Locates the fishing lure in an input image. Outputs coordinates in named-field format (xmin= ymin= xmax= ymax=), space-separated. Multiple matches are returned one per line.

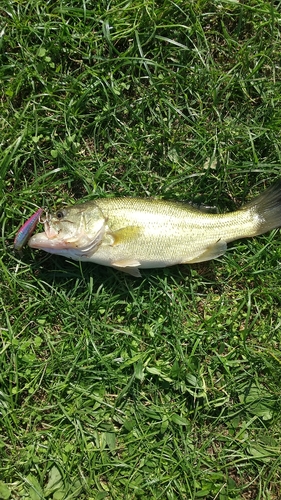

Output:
xmin=14 ymin=208 xmax=44 ymax=251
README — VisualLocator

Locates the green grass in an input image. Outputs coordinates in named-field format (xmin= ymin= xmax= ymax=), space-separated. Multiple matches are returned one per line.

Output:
xmin=1 ymin=0 xmax=281 ymax=498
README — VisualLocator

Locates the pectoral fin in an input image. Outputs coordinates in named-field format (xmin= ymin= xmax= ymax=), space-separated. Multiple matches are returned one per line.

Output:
xmin=111 ymin=258 xmax=142 ymax=277
xmin=109 ymin=226 xmax=142 ymax=246
xmin=182 ymin=240 xmax=227 ymax=264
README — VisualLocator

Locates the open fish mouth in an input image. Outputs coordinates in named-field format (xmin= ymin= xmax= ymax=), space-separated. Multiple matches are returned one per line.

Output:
xmin=28 ymin=205 xmax=107 ymax=256
xmin=28 ymin=231 xmax=64 ymax=249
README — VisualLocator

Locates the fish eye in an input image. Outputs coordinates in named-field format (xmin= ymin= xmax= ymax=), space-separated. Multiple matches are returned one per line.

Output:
xmin=56 ymin=210 xmax=65 ymax=220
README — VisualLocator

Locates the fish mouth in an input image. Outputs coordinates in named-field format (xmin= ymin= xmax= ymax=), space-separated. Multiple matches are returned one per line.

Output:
xmin=28 ymin=223 xmax=106 ymax=255
xmin=28 ymin=215 xmax=79 ymax=250
xmin=28 ymin=232 xmax=68 ymax=250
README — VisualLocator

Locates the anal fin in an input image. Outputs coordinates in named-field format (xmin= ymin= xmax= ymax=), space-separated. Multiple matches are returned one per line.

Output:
xmin=182 ymin=240 xmax=227 ymax=264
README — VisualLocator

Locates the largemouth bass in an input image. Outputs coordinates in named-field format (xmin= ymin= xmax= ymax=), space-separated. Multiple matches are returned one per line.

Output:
xmin=28 ymin=181 xmax=281 ymax=276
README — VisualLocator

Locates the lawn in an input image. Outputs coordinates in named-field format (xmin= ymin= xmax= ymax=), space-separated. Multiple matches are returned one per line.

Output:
xmin=1 ymin=0 xmax=281 ymax=498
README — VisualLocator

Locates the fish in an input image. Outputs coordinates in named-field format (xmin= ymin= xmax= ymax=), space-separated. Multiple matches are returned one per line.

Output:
xmin=14 ymin=208 xmax=44 ymax=251
xmin=28 ymin=181 xmax=281 ymax=277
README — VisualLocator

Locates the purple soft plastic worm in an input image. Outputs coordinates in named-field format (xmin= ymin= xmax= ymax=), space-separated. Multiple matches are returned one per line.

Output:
xmin=14 ymin=208 xmax=44 ymax=251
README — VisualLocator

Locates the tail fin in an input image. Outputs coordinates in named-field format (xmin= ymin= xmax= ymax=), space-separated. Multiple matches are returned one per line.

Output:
xmin=241 ymin=180 xmax=281 ymax=236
